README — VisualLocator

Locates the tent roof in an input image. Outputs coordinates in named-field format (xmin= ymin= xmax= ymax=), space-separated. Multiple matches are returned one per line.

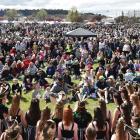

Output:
xmin=65 ymin=28 xmax=97 ymax=37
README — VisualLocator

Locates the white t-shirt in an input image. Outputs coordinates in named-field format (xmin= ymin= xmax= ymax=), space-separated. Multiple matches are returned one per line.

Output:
xmin=123 ymin=44 xmax=130 ymax=52
xmin=99 ymin=42 xmax=105 ymax=50
xmin=124 ymin=72 xmax=135 ymax=81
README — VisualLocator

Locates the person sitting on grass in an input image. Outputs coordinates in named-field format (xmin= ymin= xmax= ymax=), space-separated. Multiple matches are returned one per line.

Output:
xmin=10 ymin=61 xmax=18 ymax=78
xmin=35 ymin=70 xmax=48 ymax=89
xmin=0 ymin=81 xmax=11 ymax=98
xmin=23 ymin=77 xmax=33 ymax=93
xmin=46 ymin=63 xmax=56 ymax=78
xmin=32 ymin=82 xmax=41 ymax=99
xmin=12 ymin=78 xmax=22 ymax=95
xmin=1 ymin=63 xmax=11 ymax=80
xmin=27 ymin=62 xmax=38 ymax=80
xmin=63 ymin=69 xmax=73 ymax=87
xmin=81 ymin=82 xmax=92 ymax=98
xmin=72 ymin=59 xmax=80 ymax=79
xmin=96 ymin=76 xmax=109 ymax=104
xmin=50 ymin=77 xmax=68 ymax=94
xmin=43 ymin=87 xmax=51 ymax=102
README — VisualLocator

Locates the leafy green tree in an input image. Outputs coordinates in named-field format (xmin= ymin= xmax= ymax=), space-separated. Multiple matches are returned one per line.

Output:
xmin=67 ymin=7 xmax=82 ymax=22
xmin=36 ymin=9 xmax=47 ymax=21
xmin=6 ymin=9 xmax=17 ymax=21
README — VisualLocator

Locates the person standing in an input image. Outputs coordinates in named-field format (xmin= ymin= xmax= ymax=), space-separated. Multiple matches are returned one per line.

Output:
xmin=73 ymin=101 xmax=92 ymax=140
xmin=57 ymin=105 xmax=78 ymax=140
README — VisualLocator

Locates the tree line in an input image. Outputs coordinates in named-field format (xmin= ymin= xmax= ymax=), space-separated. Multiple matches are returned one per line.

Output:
xmin=0 ymin=8 xmax=107 ymax=22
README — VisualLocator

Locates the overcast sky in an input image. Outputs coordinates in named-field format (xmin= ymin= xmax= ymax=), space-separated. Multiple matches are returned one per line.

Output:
xmin=0 ymin=0 xmax=139 ymax=16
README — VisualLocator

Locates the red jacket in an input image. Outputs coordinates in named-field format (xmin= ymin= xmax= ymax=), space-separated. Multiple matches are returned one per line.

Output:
xmin=23 ymin=59 xmax=31 ymax=69
xmin=10 ymin=48 xmax=16 ymax=56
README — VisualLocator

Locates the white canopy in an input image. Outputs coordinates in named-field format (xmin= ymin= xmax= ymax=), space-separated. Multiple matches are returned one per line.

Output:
xmin=65 ymin=28 xmax=97 ymax=37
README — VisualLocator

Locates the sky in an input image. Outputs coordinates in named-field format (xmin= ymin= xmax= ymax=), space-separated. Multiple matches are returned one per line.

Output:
xmin=0 ymin=0 xmax=140 ymax=17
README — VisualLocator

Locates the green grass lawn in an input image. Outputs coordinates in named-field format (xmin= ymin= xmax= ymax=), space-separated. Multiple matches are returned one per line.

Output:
xmin=6 ymin=62 xmax=116 ymax=115
xmin=8 ymin=90 xmax=116 ymax=115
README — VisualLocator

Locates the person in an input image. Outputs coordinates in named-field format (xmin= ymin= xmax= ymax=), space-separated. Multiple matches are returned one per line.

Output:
xmin=57 ymin=105 xmax=78 ymax=140
xmin=91 ymin=107 xmax=109 ymax=140
xmin=130 ymin=94 xmax=140 ymax=117
xmin=85 ymin=124 xmax=97 ymax=140
xmin=1 ymin=63 xmax=11 ymax=80
xmin=52 ymin=101 xmax=64 ymax=134
xmin=9 ymin=94 xmax=24 ymax=124
xmin=96 ymin=67 xmax=104 ymax=81
xmin=32 ymin=82 xmax=41 ymax=99
xmin=12 ymin=79 xmax=22 ymax=95
xmin=96 ymin=76 xmax=109 ymax=103
xmin=123 ymin=42 xmax=131 ymax=56
xmin=112 ymin=93 xmax=123 ymax=133
xmin=120 ymin=103 xmax=131 ymax=126
xmin=131 ymin=115 xmax=140 ymax=130
xmin=0 ymin=121 xmax=23 ymax=140
xmin=125 ymin=83 xmax=134 ymax=95
xmin=37 ymin=120 xmax=57 ymax=140
xmin=73 ymin=101 xmax=92 ymax=140
xmin=120 ymin=88 xmax=133 ymax=113
xmin=35 ymin=70 xmax=48 ymax=89
xmin=0 ymin=61 xmax=4 ymax=74
xmin=50 ymin=77 xmax=68 ymax=94
xmin=98 ymin=99 xmax=112 ymax=137
xmin=23 ymin=73 xmax=33 ymax=93
xmin=35 ymin=107 xmax=51 ymax=140
xmin=106 ymin=76 xmax=116 ymax=97
xmin=46 ymin=63 xmax=55 ymax=78
xmin=81 ymin=82 xmax=92 ymax=97
xmin=43 ymin=87 xmax=51 ymax=102
xmin=38 ymin=50 xmax=45 ymax=68
xmin=111 ymin=118 xmax=130 ymax=140
xmin=0 ymin=92 xmax=8 ymax=120
xmin=63 ymin=70 xmax=73 ymax=87
xmin=72 ymin=59 xmax=80 ymax=79
xmin=10 ymin=61 xmax=18 ymax=78
xmin=124 ymin=69 xmax=135 ymax=82
xmin=22 ymin=99 xmax=41 ymax=140
xmin=27 ymin=62 xmax=38 ymax=80
xmin=105 ymin=65 xmax=113 ymax=79
xmin=0 ymin=94 xmax=8 ymax=135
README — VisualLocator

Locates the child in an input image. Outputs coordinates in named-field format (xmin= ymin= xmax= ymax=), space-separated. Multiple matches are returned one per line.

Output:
xmin=23 ymin=78 xmax=33 ymax=93
xmin=32 ymin=82 xmax=41 ymax=99
xmin=12 ymin=78 xmax=22 ymax=95
xmin=43 ymin=87 xmax=51 ymax=102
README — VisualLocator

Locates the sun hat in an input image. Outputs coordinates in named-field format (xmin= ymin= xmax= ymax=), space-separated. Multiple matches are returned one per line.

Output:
xmin=99 ymin=76 xmax=105 ymax=80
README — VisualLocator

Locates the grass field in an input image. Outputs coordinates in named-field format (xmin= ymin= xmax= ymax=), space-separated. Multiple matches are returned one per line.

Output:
xmin=6 ymin=62 xmax=116 ymax=115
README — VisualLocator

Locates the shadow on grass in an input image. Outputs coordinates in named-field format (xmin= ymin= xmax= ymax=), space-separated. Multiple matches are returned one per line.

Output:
xmin=21 ymin=96 xmax=28 ymax=103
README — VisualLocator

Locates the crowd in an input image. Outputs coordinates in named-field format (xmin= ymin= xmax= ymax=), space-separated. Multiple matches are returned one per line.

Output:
xmin=0 ymin=22 xmax=140 ymax=140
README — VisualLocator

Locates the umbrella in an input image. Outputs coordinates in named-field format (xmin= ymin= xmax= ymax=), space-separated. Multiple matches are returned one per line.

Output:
xmin=65 ymin=27 xmax=97 ymax=37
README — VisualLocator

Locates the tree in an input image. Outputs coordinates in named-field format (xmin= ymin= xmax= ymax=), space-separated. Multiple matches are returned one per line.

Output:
xmin=36 ymin=9 xmax=47 ymax=21
xmin=115 ymin=16 xmax=129 ymax=23
xmin=6 ymin=9 xmax=17 ymax=21
xmin=67 ymin=7 xmax=82 ymax=22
